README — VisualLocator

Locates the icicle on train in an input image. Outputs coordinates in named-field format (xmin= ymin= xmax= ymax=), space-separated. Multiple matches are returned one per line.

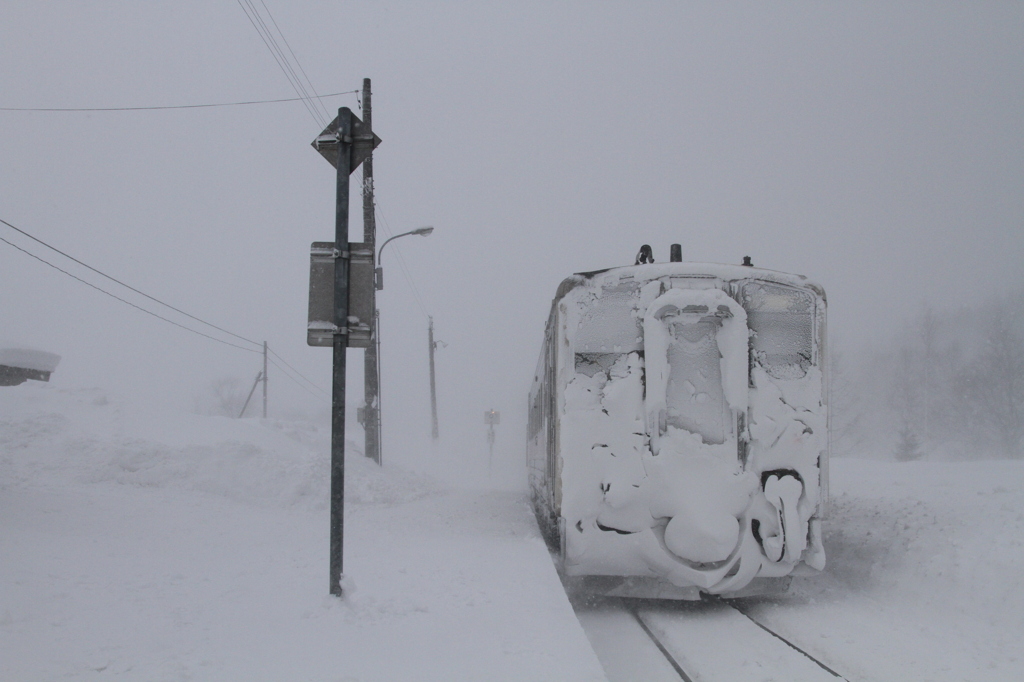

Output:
xmin=527 ymin=245 xmax=829 ymax=598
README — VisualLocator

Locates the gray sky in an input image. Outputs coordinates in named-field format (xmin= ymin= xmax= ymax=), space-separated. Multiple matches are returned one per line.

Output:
xmin=2 ymin=2 xmax=1022 ymax=474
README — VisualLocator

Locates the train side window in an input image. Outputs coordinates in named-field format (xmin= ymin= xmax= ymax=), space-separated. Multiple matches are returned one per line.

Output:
xmin=743 ymin=282 xmax=815 ymax=380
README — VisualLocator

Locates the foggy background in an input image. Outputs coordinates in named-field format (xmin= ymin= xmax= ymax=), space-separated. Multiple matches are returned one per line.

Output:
xmin=3 ymin=2 xmax=1022 ymax=485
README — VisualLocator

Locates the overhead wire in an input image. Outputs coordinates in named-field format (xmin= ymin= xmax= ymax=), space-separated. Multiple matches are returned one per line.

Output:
xmin=241 ymin=0 xmax=325 ymax=128
xmin=0 ymin=91 xmax=357 ymax=113
xmin=268 ymin=357 xmax=329 ymax=401
xmin=255 ymin=0 xmax=333 ymax=125
xmin=0 ymin=235 xmax=260 ymax=354
xmin=235 ymin=0 xmax=327 ymax=129
xmin=243 ymin=0 xmax=323 ymax=127
xmin=2 ymin=222 xmax=329 ymax=402
xmin=267 ymin=346 xmax=329 ymax=397
xmin=0 ymin=217 xmax=263 ymax=349
xmin=240 ymin=0 xmax=316 ymax=117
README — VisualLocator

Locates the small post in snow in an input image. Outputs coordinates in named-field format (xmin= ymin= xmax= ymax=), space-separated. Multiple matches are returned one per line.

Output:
xmin=429 ymin=317 xmax=440 ymax=440
xmin=484 ymin=409 xmax=500 ymax=473
xmin=262 ymin=341 xmax=268 ymax=419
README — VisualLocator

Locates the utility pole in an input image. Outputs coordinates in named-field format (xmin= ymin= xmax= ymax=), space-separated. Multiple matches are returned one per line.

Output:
xmin=429 ymin=316 xmax=439 ymax=440
xmin=262 ymin=341 xmax=268 ymax=419
xmin=361 ymin=78 xmax=381 ymax=466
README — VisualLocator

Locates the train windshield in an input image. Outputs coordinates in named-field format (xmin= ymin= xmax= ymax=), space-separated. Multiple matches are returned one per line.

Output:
xmin=661 ymin=308 xmax=730 ymax=444
xmin=573 ymin=282 xmax=642 ymax=354
xmin=742 ymin=281 xmax=815 ymax=380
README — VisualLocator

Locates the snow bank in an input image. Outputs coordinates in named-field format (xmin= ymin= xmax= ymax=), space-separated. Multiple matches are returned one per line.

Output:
xmin=0 ymin=383 xmax=438 ymax=510
xmin=0 ymin=383 xmax=603 ymax=681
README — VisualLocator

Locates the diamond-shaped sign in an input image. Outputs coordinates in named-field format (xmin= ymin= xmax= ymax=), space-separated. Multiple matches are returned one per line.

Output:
xmin=311 ymin=108 xmax=381 ymax=172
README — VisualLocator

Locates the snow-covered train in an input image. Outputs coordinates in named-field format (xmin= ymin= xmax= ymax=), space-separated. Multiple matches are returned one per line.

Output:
xmin=527 ymin=247 xmax=828 ymax=598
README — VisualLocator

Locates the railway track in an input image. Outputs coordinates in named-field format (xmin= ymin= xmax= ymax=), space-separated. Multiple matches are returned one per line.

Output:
xmin=572 ymin=595 xmax=849 ymax=682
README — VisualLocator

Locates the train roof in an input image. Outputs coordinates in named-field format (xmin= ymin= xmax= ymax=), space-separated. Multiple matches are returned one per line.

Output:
xmin=552 ymin=261 xmax=826 ymax=309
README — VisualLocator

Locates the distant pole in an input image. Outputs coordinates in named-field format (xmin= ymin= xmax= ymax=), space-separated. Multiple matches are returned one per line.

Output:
xmin=429 ymin=317 xmax=439 ymax=440
xmin=484 ymin=409 xmax=500 ymax=474
xmin=361 ymin=78 xmax=381 ymax=466
xmin=239 ymin=371 xmax=263 ymax=418
xmin=488 ymin=423 xmax=495 ymax=473
xmin=330 ymin=107 xmax=353 ymax=597
xmin=375 ymin=308 xmax=383 ymax=466
xmin=262 ymin=341 xmax=268 ymax=419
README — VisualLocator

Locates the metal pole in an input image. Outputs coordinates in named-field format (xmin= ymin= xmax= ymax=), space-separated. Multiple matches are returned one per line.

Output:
xmin=375 ymin=308 xmax=383 ymax=466
xmin=361 ymin=78 xmax=381 ymax=466
xmin=262 ymin=341 xmax=268 ymax=419
xmin=330 ymin=107 xmax=353 ymax=597
xmin=429 ymin=316 xmax=439 ymax=440
xmin=239 ymin=371 xmax=263 ymax=418
xmin=488 ymin=424 xmax=495 ymax=474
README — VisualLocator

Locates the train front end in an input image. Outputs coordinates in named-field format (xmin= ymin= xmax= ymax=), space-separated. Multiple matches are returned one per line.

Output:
xmin=528 ymin=258 xmax=828 ymax=598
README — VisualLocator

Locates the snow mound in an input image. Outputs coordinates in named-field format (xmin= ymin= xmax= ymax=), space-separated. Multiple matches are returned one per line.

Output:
xmin=0 ymin=384 xmax=443 ymax=510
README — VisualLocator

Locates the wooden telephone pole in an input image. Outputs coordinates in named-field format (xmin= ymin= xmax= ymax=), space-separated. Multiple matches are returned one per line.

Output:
xmin=361 ymin=78 xmax=381 ymax=465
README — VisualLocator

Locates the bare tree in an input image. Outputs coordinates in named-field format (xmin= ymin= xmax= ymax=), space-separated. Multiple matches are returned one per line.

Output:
xmin=829 ymin=347 xmax=864 ymax=456
xmin=956 ymin=308 xmax=1024 ymax=457
xmin=890 ymin=347 xmax=924 ymax=460
xmin=919 ymin=306 xmax=938 ymax=448
xmin=195 ymin=376 xmax=248 ymax=418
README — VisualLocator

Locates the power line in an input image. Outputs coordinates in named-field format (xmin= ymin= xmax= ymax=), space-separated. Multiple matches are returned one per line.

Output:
xmin=236 ymin=0 xmax=327 ymax=129
xmin=3 ymin=222 xmax=327 ymax=407
xmin=236 ymin=0 xmax=322 ymax=127
xmin=3 ymin=224 xmax=328 ymax=406
xmin=235 ymin=0 xmax=322 ymax=128
xmin=255 ymin=0 xmax=333 ymax=125
xmin=0 ymin=91 xmax=357 ymax=113
xmin=0 ymin=235 xmax=260 ymax=354
xmin=243 ymin=0 xmax=323 ymax=126
xmin=0 ymin=217 xmax=263 ymax=349
xmin=267 ymin=345 xmax=328 ymax=397
xmin=268 ymin=357 xmax=329 ymax=401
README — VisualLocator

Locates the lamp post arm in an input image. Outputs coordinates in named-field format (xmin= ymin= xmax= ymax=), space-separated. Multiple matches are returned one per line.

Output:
xmin=376 ymin=233 xmax=405 ymax=263
xmin=377 ymin=226 xmax=434 ymax=263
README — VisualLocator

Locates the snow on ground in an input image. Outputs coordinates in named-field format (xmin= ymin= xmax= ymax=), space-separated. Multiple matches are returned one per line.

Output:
xmin=3 ymin=383 xmax=1023 ymax=681
xmin=744 ymin=457 xmax=1024 ymax=681
xmin=1 ymin=384 xmax=604 ymax=681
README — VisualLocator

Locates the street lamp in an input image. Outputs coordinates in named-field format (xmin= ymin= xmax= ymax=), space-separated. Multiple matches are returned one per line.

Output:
xmin=375 ymin=226 xmax=434 ymax=290
xmin=372 ymin=226 xmax=434 ymax=464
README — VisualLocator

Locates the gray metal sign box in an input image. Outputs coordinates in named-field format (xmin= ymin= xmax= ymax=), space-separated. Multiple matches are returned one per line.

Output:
xmin=308 ymin=241 xmax=374 ymax=348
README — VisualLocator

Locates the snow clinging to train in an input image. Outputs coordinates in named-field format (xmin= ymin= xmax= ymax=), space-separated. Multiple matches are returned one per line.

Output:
xmin=528 ymin=246 xmax=828 ymax=598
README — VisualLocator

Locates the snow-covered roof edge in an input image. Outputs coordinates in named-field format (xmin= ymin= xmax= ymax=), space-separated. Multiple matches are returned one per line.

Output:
xmin=552 ymin=261 xmax=826 ymax=307
xmin=0 ymin=347 xmax=62 ymax=373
